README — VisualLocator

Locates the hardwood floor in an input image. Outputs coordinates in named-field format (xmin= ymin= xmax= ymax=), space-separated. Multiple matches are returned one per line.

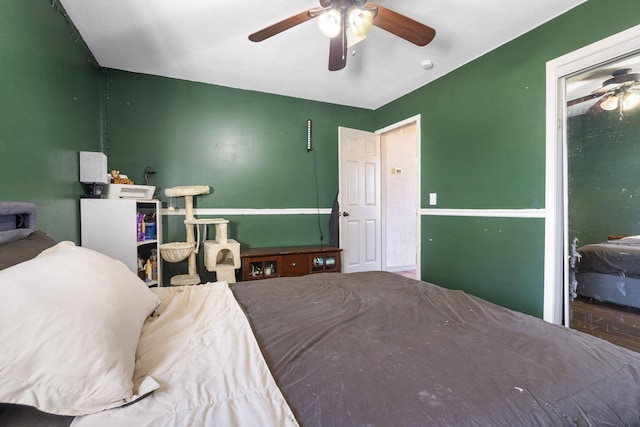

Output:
xmin=571 ymin=297 xmax=640 ymax=353
xmin=394 ymin=269 xmax=417 ymax=279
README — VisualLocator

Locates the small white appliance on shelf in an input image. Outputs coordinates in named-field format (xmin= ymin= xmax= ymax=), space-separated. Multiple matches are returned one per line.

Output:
xmin=104 ymin=184 xmax=155 ymax=200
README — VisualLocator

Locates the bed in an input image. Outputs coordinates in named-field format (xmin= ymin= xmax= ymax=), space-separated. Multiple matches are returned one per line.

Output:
xmin=2 ymin=214 xmax=640 ymax=425
xmin=576 ymin=236 xmax=640 ymax=309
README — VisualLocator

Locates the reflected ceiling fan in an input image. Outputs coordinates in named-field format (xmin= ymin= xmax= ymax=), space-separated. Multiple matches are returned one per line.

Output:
xmin=248 ymin=0 xmax=436 ymax=71
xmin=568 ymin=68 xmax=640 ymax=115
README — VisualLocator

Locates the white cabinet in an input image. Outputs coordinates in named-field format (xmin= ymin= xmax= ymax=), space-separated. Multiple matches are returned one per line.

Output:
xmin=80 ymin=199 xmax=162 ymax=286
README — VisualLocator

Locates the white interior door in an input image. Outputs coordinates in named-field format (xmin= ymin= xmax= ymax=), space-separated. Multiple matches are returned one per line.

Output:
xmin=338 ymin=126 xmax=381 ymax=273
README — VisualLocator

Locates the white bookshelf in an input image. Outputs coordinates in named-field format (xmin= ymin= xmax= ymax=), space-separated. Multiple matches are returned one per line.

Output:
xmin=80 ymin=198 xmax=162 ymax=286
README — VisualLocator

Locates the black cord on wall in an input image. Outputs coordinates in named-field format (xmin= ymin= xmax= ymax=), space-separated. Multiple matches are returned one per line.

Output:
xmin=312 ymin=149 xmax=325 ymax=248
xmin=308 ymin=120 xmax=324 ymax=248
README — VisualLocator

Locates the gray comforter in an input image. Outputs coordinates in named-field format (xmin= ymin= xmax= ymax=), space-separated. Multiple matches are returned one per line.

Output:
xmin=232 ymin=271 xmax=640 ymax=426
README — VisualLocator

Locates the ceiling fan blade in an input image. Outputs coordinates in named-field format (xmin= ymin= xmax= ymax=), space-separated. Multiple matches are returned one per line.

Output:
xmin=367 ymin=3 xmax=435 ymax=46
xmin=586 ymin=94 xmax=611 ymax=115
xmin=628 ymin=82 xmax=640 ymax=92
xmin=591 ymin=83 xmax=620 ymax=96
xmin=567 ymin=93 xmax=600 ymax=107
xmin=328 ymin=10 xmax=347 ymax=71
xmin=249 ymin=10 xmax=315 ymax=42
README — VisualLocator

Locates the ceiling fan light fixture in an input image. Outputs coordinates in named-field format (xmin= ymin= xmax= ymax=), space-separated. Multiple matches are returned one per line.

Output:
xmin=623 ymin=92 xmax=640 ymax=111
xmin=600 ymin=94 xmax=619 ymax=111
xmin=348 ymin=8 xmax=373 ymax=37
xmin=318 ymin=9 xmax=342 ymax=38
xmin=346 ymin=27 xmax=367 ymax=48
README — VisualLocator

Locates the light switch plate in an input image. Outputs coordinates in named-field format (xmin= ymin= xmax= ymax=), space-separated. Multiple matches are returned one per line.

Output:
xmin=429 ymin=193 xmax=437 ymax=206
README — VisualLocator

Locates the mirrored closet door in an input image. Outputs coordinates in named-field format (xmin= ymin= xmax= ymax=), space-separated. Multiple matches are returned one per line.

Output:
xmin=566 ymin=51 xmax=640 ymax=352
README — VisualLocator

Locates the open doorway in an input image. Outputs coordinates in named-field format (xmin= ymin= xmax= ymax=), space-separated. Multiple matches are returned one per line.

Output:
xmin=378 ymin=116 xmax=420 ymax=280
xmin=337 ymin=115 xmax=421 ymax=278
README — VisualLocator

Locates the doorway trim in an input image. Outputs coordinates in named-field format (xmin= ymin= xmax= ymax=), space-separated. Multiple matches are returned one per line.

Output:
xmin=376 ymin=114 xmax=421 ymax=278
xmin=546 ymin=24 xmax=640 ymax=325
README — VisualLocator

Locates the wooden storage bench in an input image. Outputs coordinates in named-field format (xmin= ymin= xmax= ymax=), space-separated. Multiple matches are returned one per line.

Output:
xmin=240 ymin=246 xmax=341 ymax=281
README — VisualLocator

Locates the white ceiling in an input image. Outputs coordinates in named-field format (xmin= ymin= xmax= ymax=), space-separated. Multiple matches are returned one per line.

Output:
xmin=59 ymin=0 xmax=586 ymax=110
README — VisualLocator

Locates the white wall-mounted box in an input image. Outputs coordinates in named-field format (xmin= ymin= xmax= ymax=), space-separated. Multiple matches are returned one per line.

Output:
xmin=79 ymin=151 xmax=108 ymax=184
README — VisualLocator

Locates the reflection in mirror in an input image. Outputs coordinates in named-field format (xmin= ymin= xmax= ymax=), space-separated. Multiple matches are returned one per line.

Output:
xmin=566 ymin=51 xmax=640 ymax=352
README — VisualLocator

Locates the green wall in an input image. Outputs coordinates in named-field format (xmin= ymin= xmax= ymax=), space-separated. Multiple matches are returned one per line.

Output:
xmin=568 ymin=108 xmax=640 ymax=245
xmin=106 ymin=71 xmax=373 ymax=210
xmin=104 ymin=72 xmax=373 ymax=280
xmin=375 ymin=0 xmax=640 ymax=317
xmin=0 ymin=0 xmax=104 ymax=242
xmin=422 ymin=216 xmax=545 ymax=315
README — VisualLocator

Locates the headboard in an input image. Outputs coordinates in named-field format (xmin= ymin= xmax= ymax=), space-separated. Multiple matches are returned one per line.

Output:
xmin=0 ymin=202 xmax=56 ymax=270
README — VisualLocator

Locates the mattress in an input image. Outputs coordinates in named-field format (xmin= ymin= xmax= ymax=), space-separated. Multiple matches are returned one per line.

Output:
xmin=575 ymin=271 xmax=640 ymax=309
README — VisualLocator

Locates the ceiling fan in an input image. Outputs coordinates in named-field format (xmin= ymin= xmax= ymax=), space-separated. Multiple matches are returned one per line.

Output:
xmin=248 ymin=0 xmax=436 ymax=71
xmin=568 ymin=68 xmax=640 ymax=115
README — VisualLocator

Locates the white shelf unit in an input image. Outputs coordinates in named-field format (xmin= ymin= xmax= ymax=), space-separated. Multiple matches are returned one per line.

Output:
xmin=80 ymin=198 xmax=162 ymax=286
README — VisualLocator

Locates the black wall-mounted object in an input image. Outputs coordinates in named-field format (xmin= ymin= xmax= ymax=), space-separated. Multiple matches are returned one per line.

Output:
xmin=307 ymin=119 xmax=313 ymax=152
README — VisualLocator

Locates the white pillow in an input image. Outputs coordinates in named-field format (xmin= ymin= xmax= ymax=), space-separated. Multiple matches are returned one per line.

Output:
xmin=0 ymin=241 xmax=160 ymax=415
xmin=619 ymin=235 xmax=640 ymax=243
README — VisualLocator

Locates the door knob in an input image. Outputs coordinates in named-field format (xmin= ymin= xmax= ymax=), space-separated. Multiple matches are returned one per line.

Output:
xmin=342 ymin=212 xmax=350 ymax=217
